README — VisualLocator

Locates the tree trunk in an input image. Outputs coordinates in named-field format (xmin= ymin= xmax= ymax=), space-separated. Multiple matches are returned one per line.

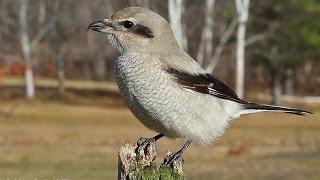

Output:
xmin=57 ymin=62 xmax=65 ymax=95
xmin=168 ymin=0 xmax=188 ymax=51
xmin=235 ymin=0 xmax=250 ymax=99
xmin=271 ymin=67 xmax=282 ymax=105
xmin=118 ymin=142 xmax=184 ymax=180
xmin=52 ymin=0 xmax=65 ymax=95
xmin=19 ymin=0 xmax=35 ymax=100
xmin=235 ymin=21 xmax=246 ymax=99
xmin=94 ymin=55 xmax=106 ymax=80
xmin=197 ymin=0 xmax=215 ymax=66
xmin=304 ymin=61 xmax=312 ymax=75
xmin=38 ymin=0 xmax=46 ymax=28
xmin=24 ymin=67 xmax=35 ymax=99
xmin=285 ymin=68 xmax=294 ymax=95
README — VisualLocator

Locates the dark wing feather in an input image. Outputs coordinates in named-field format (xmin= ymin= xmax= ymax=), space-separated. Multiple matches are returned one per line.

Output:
xmin=166 ymin=68 xmax=313 ymax=116
xmin=166 ymin=68 xmax=246 ymax=104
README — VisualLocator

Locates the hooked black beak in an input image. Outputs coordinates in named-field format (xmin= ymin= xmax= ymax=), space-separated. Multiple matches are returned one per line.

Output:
xmin=88 ymin=19 xmax=115 ymax=33
xmin=88 ymin=20 xmax=106 ymax=32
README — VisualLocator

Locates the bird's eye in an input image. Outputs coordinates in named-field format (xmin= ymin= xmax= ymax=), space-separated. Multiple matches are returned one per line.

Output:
xmin=122 ymin=20 xmax=134 ymax=29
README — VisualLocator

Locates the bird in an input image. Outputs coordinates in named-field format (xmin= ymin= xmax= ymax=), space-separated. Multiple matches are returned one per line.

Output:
xmin=88 ymin=7 xmax=312 ymax=166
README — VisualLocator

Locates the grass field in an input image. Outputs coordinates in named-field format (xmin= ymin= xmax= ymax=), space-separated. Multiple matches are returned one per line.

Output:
xmin=0 ymin=77 xmax=319 ymax=179
xmin=0 ymin=98 xmax=319 ymax=180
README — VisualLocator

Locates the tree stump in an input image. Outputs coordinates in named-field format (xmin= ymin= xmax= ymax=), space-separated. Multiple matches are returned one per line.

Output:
xmin=118 ymin=142 xmax=184 ymax=180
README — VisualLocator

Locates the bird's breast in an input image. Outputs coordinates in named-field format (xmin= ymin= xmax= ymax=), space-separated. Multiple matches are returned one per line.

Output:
xmin=114 ymin=53 xmax=175 ymax=131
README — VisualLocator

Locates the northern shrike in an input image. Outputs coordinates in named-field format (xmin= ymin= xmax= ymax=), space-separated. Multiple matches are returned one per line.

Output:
xmin=88 ymin=7 xmax=312 ymax=165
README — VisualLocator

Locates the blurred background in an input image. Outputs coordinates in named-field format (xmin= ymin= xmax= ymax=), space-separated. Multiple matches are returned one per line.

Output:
xmin=0 ymin=0 xmax=319 ymax=179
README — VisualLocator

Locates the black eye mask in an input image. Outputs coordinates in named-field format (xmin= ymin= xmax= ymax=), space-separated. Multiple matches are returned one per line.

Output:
xmin=120 ymin=20 xmax=154 ymax=39
xmin=133 ymin=24 xmax=154 ymax=38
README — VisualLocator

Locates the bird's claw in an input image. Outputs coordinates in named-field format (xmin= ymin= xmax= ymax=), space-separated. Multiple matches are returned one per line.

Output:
xmin=163 ymin=151 xmax=184 ymax=167
xmin=135 ymin=137 xmax=157 ymax=161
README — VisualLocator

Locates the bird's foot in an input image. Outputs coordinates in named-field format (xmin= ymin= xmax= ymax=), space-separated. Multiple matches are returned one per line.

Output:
xmin=163 ymin=150 xmax=184 ymax=168
xmin=135 ymin=137 xmax=157 ymax=161
xmin=163 ymin=140 xmax=191 ymax=167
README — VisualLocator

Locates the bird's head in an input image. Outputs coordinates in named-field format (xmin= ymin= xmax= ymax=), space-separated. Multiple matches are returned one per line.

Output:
xmin=88 ymin=7 xmax=180 ymax=54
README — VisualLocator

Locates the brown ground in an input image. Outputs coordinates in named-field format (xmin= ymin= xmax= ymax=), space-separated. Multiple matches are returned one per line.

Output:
xmin=0 ymin=99 xmax=319 ymax=180
xmin=0 ymin=77 xmax=319 ymax=179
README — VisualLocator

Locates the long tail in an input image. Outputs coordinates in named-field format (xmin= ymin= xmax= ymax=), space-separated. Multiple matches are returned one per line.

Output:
xmin=241 ymin=102 xmax=313 ymax=116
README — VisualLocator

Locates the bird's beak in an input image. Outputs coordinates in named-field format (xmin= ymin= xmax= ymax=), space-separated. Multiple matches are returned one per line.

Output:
xmin=88 ymin=19 xmax=115 ymax=34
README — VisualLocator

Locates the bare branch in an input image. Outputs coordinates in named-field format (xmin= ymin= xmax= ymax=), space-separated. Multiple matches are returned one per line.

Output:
xmin=205 ymin=16 xmax=237 ymax=73
xmin=30 ymin=17 xmax=57 ymax=50
xmin=245 ymin=33 xmax=265 ymax=46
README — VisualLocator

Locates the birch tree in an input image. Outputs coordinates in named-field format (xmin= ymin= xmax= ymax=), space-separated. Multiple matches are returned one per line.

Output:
xmin=19 ymin=0 xmax=56 ymax=99
xmin=168 ymin=0 xmax=188 ymax=51
xmin=19 ymin=0 xmax=35 ymax=100
xmin=38 ymin=0 xmax=46 ymax=28
xmin=52 ymin=0 xmax=64 ymax=95
xmin=235 ymin=0 xmax=250 ymax=98
xmin=197 ymin=0 xmax=215 ymax=66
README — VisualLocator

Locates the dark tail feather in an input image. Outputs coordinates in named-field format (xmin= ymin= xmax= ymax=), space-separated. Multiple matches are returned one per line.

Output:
xmin=243 ymin=102 xmax=313 ymax=116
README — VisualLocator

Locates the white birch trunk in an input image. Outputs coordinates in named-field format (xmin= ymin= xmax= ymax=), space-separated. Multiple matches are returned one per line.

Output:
xmin=235 ymin=0 xmax=250 ymax=99
xmin=25 ymin=68 xmax=35 ymax=99
xmin=197 ymin=0 xmax=215 ymax=66
xmin=38 ymin=0 xmax=46 ymax=27
xmin=236 ymin=21 xmax=246 ymax=99
xmin=168 ymin=0 xmax=188 ymax=51
xmin=19 ymin=0 xmax=35 ymax=100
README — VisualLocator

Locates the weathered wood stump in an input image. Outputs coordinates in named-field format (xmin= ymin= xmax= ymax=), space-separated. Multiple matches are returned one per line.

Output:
xmin=118 ymin=142 xmax=184 ymax=180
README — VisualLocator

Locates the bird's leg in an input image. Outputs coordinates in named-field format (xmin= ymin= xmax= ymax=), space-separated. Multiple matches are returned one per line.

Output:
xmin=164 ymin=140 xmax=192 ymax=167
xmin=135 ymin=134 xmax=164 ymax=161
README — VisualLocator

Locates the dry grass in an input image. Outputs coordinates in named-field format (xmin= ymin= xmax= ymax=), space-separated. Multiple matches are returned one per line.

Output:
xmin=0 ymin=99 xmax=319 ymax=179
xmin=0 ymin=76 xmax=119 ymax=92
